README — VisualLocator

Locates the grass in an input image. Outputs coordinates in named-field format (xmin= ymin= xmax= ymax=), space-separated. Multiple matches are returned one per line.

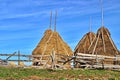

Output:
xmin=0 ymin=66 xmax=120 ymax=80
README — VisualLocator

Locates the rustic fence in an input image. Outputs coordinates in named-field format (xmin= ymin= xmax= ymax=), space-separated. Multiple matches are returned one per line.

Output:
xmin=74 ymin=53 xmax=120 ymax=69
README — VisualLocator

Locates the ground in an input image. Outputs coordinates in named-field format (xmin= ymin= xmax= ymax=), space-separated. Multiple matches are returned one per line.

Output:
xmin=0 ymin=66 xmax=120 ymax=80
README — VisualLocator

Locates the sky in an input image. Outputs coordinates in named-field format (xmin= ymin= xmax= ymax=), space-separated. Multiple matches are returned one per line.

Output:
xmin=0 ymin=0 xmax=120 ymax=55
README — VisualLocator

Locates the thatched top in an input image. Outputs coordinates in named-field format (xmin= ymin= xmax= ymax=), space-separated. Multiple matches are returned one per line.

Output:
xmin=97 ymin=26 xmax=110 ymax=36
xmin=32 ymin=29 xmax=73 ymax=56
xmin=74 ymin=32 xmax=96 ymax=55
xmin=88 ymin=27 xmax=119 ymax=56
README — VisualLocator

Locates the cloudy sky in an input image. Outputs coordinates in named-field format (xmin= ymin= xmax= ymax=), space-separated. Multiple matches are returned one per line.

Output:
xmin=0 ymin=0 xmax=120 ymax=54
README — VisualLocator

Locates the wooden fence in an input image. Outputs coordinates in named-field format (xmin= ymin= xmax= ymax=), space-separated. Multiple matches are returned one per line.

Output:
xmin=74 ymin=53 xmax=120 ymax=69
xmin=0 ymin=51 xmax=72 ymax=69
xmin=1 ymin=51 xmax=120 ymax=70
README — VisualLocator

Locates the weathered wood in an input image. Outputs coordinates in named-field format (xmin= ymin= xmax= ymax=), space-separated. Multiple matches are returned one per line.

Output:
xmin=78 ymin=64 xmax=120 ymax=69
xmin=101 ymin=27 xmax=106 ymax=53
xmin=0 ymin=54 xmax=49 ymax=57
xmin=8 ymin=60 xmax=33 ymax=62
xmin=18 ymin=51 xmax=20 ymax=65
xmin=92 ymin=32 xmax=100 ymax=54
xmin=74 ymin=52 xmax=120 ymax=69
xmin=77 ymin=53 xmax=120 ymax=59
xmin=76 ymin=56 xmax=104 ymax=60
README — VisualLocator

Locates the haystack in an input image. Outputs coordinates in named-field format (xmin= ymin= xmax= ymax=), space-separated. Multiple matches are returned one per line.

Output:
xmin=32 ymin=30 xmax=72 ymax=56
xmin=88 ymin=27 xmax=119 ymax=56
xmin=32 ymin=29 xmax=73 ymax=68
xmin=32 ymin=11 xmax=73 ymax=68
xmin=74 ymin=32 xmax=95 ymax=55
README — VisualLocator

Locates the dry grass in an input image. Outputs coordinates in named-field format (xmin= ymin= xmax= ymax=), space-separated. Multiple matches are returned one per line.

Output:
xmin=88 ymin=27 xmax=119 ymax=56
xmin=74 ymin=32 xmax=95 ymax=54
xmin=32 ymin=29 xmax=72 ymax=56
xmin=32 ymin=29 xmax=73 ymax=67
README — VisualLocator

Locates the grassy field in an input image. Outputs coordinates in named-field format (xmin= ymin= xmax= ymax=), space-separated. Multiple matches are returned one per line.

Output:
xmin=0 ymin=66 xmax=120 ymax=80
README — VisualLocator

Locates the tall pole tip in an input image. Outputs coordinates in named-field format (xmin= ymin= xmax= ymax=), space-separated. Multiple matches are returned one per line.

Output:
xmin=100 ymin=0 xmax=104 ymax=27
xmin=49 ymin=11 xmax=52 ymax=29
xmin=54 ymin=10 xmax=57 ymax=32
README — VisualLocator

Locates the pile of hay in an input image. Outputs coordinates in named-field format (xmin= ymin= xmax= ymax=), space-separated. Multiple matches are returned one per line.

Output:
xmin=88 ymin=27 xmax=119 ymax=56
xmin=74 ymin=32 xmax=95 ymax=55
xmin=33 ymin=29 xmax=72 ymax=56
xmin=32 ymin=29 xmax=73 ymax=67
xmin=8 ymin=62 xmax=16 ymax=67
xmin=19 ymin=62 xmax=25 ymax=67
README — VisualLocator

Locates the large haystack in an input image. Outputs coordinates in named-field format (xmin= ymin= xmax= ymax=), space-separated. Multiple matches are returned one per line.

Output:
xmin=88 ymin=27 xmax=119 ymax=56
xmin=32 ymin=29 xmax=73 ymax=68
xmin=32 ymin=11 xmax=73 ymax=68
xmin=74 ymin=32 xmax=95 ymax=55
xmin=32 ymin=29 xmax=72 ymax=56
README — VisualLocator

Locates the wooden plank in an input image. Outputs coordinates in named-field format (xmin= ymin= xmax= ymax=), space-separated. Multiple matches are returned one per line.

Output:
xmin=7 ymin=60 xmax=47 ymax=62
xmin=76 ymin=56 xmax=104 ymax=60
xmin=79 ymin=64 xmax=120 ymax=69
xmin=77 ymin=53 xmax=120 ymax=59
xmin=0 ymin=54 xmax=50 ymax=57
xmin=8 ymin=60 xmax=33 ymax=62
xmin=75 ymin=60 xmax=91 ymax=63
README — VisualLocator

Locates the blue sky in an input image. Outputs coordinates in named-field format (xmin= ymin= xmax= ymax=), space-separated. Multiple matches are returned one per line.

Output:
xmin=0 ymin=0 xmax=120 ymax=54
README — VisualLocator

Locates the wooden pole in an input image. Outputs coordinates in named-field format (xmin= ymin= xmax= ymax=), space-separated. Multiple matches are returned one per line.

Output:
xmin=101 ymin=27 xmax=106 ymax=53
xmin=100 ymin=0 xmax=104 ymax=26
xmin=18 ymin=50 xmax=20 ymax=65
xmin=96 ymin=52 xmax=98 ymax=65
xmin=54 ymin=10 xmax=57 ymax=32
xmin=49 ymin=11 xmax=52 ymax=29
xmin=89 ymin=16 xmax=92 ymax=44
xmin=92 ymin=32 xmax=100 ymax=55
xmin=88 ymin=34 xmax=96 ymax=51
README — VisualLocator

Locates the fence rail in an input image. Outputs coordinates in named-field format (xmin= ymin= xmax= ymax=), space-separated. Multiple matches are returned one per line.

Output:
xmin=74 ymin=53 xmax=120 ymax=69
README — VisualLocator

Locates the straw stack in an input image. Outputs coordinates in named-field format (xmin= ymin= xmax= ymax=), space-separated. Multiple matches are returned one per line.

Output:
xmin=74 ymin=32 xmax=95 ymax=55
xmin=32 ymin=29 xmax=73 ymax=68
xmin=88 ymin=27 xmax=119 ymax=56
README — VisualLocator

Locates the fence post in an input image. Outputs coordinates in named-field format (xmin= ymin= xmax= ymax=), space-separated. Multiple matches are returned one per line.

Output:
xmin=18 ymin=50 xmax=20 ymax=66
xmin=114 ymin=55 xmax=118 ymax=65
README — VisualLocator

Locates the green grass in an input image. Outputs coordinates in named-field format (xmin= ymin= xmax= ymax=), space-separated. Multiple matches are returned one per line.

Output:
xmin=0 ymin=67 xmax=120 ymax=80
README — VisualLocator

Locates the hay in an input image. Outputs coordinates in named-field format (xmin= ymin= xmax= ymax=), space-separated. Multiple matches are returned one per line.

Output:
xmin=32 ymin=29 xmax=73 ymax=67
xmin=19 ymin=62 xmax=25 ymax=67
xmin=8 ymin=62 xmax=16 ymax=67
xmin=88 ymin=27 xmax=119 ymax=56
xmin=32 ymin=29 xmax=72 ymax=56
xmin=33 ymin=29 xmax=53 ymax=55
xmin=74 ymin=32 xmax=95 ymax=55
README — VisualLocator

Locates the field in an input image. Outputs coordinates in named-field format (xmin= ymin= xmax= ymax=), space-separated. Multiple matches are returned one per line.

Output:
xmin=0 ymin=66 xmax=120 ymax=80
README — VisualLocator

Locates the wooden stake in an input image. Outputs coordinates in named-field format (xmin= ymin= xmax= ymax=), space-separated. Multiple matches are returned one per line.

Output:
xmin=101 ymin=27 xmax=106 ymax=53
xmin=88 ymin=34 xmax=96 ymax=51
xmin=92 ymin=32 xmax=100 ymax=54
xmin=49 ymin=11 xmax=52 ymax=29
xmin=54 ymin=10 xmax=57 ymax=32
xmin=100 ymin=0 xmax=104 ymax=26
xmin=18 ymin=50 xmax=20 ymax=65
xmin=89 ymin=16 xmax=92 ymax=44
